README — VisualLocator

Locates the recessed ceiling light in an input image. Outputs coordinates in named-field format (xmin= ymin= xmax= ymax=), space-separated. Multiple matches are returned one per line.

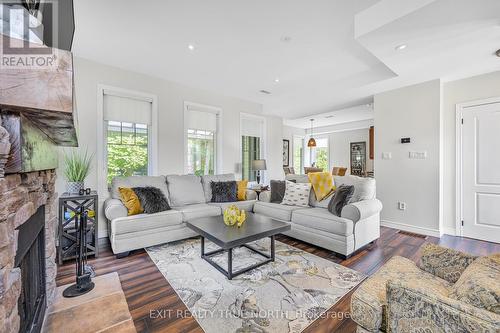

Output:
xmin=395 ymin=44 xmax=407 ymax=51
xmin=325 ymin=115 xmax=334 ymax=118
xmin=188 ymin=44 xmax=195 ymax=51
xmin=274 ymin=78 xmax=280 ymax=83
xmin=280 ymin=36 xmax=292 ymax=43
xmin=259 ymin=90 xmax=271 ymax=95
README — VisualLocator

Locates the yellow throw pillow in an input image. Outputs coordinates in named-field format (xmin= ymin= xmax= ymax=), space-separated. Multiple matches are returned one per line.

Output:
xmin=237 ymin=180 xmax=248 ymax=201
xmin=119 ymin=187 xmax=144 ymax=216
xmin=308 ymin=172 xmax=336 ymax=201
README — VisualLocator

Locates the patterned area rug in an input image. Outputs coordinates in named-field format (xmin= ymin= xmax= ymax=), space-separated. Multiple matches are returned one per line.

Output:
xmin=147 ymin=238 xmax=365 ymax=333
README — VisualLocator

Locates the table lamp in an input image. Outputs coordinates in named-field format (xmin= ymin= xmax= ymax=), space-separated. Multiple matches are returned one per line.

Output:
xmin=251 ymin=159 xmax=267 ymax=185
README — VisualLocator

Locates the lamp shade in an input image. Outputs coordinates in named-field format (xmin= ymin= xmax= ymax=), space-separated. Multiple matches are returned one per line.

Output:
xmin=307 ymin=137 xmax=317 ymax=147
xmin=251 ymin=159 xmax=267 ymax=171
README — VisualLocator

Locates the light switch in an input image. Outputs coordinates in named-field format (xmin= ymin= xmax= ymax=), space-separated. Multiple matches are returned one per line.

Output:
xmin=382 ymin=152 xmax=392 ymax=160
xmin=409 ymin=151 xmax=427 ymax=159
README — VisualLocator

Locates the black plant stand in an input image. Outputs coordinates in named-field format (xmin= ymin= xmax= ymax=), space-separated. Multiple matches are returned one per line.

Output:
xmin=63 ymin=210 xmax=95 ymax=297
xmin=58 ymin=192 xmax=98 ymax=265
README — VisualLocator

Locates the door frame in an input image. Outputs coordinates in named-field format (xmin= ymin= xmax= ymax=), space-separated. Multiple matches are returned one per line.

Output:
xmin=455 ymin=96 xmax=500 ymax=237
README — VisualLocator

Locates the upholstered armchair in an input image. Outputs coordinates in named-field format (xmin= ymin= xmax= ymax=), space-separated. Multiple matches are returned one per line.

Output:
xmin=351 ymin=243 xmax=500 ymax=333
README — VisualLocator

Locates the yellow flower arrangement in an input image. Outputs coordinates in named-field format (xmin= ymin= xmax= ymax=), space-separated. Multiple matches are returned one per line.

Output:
xmin=223 ymin=205 xmax=247 ymax=227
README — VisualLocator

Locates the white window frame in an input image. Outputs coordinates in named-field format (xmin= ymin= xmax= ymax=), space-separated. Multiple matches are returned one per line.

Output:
xmin=292 ymin=135 xmax=305 ymax=174
xmin=183 ymin=101 xmax=223 ymax=175
xmin=97 ymin=84 xmax=158 ymax=197
xmin=310 ymin=135 xmax=330 ymax=171
xmin=240 ymin=113 xmax=267 ymax=183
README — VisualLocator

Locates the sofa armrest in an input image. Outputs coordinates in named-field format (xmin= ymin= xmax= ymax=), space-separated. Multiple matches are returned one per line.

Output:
xmin=104 ymin=198 xmax=128 ymax=221
xmin=258 ymin=190 xmax=271 ymax=202
xmin=245 ymin=189 xmax=257 ymax=201
xmin=417 ymin=243 xmax=477 ymax=283
xmin=386 ymin=280 xmax=500 ymax=332
xmin=341 ymin=199 xmax=382 ymax=223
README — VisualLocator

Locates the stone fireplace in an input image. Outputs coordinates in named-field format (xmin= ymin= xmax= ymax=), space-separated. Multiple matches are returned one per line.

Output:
xmin=0 ymin=170 xmax=58 ymax=333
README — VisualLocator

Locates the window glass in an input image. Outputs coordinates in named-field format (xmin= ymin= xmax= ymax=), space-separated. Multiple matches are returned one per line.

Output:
xmin=241 ymin=136 xmax=260 ymax=181
xmin=187 ymin=129 xmax=215 ymax=176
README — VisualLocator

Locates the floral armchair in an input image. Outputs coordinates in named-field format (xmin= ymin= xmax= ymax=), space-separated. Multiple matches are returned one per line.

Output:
xmin=350 ymin=243 xmax=500 ymax=333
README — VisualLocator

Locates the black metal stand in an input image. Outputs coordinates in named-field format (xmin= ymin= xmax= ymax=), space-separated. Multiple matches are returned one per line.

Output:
xmin=201 ymin=235 xmax=275 ymax=280
xmin=63 ymin=210 xmax=95 ymax=297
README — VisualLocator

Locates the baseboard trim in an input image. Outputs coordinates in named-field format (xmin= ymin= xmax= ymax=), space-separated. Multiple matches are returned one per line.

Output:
xmin=380 ymin=220 xmax=441 ymax=238
xmin=442 ymin=227 xmax=457 ymax=237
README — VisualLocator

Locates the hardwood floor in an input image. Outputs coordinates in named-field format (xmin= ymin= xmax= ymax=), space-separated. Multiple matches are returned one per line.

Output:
xmin=55 ymin=227 xmax=500 ymax=333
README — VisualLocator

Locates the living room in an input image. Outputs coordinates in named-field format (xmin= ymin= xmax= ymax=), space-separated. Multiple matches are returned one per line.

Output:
xmin=0 ymin=1 xmax=499 ymax=333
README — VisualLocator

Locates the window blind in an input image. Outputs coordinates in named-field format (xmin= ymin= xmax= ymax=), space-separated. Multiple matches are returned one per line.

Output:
xmin=103 ymin=94 xmax=152 ymax=125
xmin=241 ymin=117 xmax=264 ymax=137
xmin=186 ymin=109 xmax=217 ymax=131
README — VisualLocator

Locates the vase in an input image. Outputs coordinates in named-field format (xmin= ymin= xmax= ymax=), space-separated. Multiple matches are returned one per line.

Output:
xmin=66 ymin=181 xmax=84 ymax=194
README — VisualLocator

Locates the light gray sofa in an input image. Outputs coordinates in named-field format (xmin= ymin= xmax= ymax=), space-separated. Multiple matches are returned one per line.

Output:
xmin=103 ymin=173 xmax=257 ymax=257
xmin=254 ymin=175 xmax=382 ymax=258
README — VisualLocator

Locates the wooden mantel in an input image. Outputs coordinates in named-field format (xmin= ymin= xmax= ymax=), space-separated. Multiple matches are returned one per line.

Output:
xmin=0 ymin=33 xmax=78 ymax=146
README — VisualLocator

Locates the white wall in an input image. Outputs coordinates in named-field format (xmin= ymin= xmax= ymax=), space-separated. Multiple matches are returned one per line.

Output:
xmin=442 ymin=71 xmax=500 ymax=235
xmin=58 ymin=57 xmax=282 ymax=237
xmin=329 ymin=128 xmax=373 ymax=174
xmin=282 ymin=125 xmax=306 ymax=174
xmin=374 ymin=79 xmax=442 ymax=236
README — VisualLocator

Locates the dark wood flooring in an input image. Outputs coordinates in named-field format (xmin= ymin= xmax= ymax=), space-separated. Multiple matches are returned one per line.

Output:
xmin=56 ymin=227 xmax=500 ymax=333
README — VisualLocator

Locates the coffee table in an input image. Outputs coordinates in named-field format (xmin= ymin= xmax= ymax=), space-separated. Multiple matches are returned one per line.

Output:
xmin=186 ymin=213 xmax=291 ymax=279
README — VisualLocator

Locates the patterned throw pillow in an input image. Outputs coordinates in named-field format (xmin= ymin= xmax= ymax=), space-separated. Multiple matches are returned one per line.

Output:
xmin=308 ymin=172 xmax=336 ymax=201
xmin=211 ymin=181 xmax=237 ymax=202
xmin=270 ymin=179 xmax=295 ymax=203
xmin=236 ymin=180 xmax=248 ymax=201
xmin=281 ymin=180 xmax=311 ymax=207
xmin=118 ymin=187 xmax=144 ymax=216
xmin=133 ymin=187 xmax=171 ymax=214
xmin=449 ymin=254 xmax=500 ymax=314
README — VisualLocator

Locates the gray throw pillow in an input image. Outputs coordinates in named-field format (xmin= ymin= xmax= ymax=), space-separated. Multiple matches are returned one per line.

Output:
xmin=328 ymin=185 xmax=354 ymax=216
xmin=132 ymin=187 xmax=171 ymax=214
xmin=210 ymin=181 xmax=237 ymax=202
xmin=270 ymin=179 xmax=295 ymax=203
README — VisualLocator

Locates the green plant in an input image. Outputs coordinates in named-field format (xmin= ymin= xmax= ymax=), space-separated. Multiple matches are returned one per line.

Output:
xmin=64 ymin=149 xmax=93 ymax=182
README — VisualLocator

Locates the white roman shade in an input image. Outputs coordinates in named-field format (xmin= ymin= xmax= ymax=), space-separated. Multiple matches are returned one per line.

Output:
xmin=104 ymin=94 xmax=152 ymax=125
xmin=241 ymin=117 xmax=264 ymax=137
xmin=186 ymin=109 xmax=217 ymax=131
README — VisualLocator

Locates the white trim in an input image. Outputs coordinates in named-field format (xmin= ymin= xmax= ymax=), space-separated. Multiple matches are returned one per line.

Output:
xmin=380 ymin=219 xmax=441 ymax=237
xmin=442 ymin=227 xmax=457 ymax=236
xmin=96 ymin=84 xmax=159 ymax=198
xmin=292 ymin=135 xmax=305 ymax=174
xmin=455 ymin=96 xmax=500 ymax=239
xmin=240 ymin=112 xmax=267 ymax=183
xmin=183 ymin=101 xmax=223 ymax=174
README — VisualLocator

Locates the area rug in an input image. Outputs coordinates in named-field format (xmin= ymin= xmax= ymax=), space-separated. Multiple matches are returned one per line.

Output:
xmin=146 ymin=238 xmax=365 ymax=333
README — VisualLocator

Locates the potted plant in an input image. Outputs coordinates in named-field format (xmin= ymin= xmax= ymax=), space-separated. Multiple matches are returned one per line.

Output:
xmin=64 ymin=149 xmax=93 ymax=194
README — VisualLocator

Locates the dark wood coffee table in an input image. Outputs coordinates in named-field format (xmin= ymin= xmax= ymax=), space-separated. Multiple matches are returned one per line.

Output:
xmin=186 ymin=213 xmax=291 ymax=279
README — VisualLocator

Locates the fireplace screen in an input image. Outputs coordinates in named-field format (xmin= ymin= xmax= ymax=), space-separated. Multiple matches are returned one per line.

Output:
xmin=15 ymin=206 xmax=46 ymax=333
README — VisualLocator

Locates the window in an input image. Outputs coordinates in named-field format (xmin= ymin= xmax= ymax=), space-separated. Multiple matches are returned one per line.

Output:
xmin=313 ymin=137 xmax=329 ymax=171
xmin=106 ymin=121 xmax=148 ymax=183
xmin=241 ymin=115 xmax=265 ymax=182
xmin=103 ymin=92 xmax=154 ymax=186
xmin=293 ymin=136 xmax=304 ymax=174
xmin=187 ymin=129 xmax=215 ymax=175
xmin=185 ymin=105 xmax=220 ymax=175
xmin=241 ymin=136 xmax=260 ymax=181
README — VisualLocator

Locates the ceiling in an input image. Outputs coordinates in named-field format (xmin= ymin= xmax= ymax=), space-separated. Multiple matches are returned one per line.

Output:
xmin=72 ymin=0 xmax=500 ymax=127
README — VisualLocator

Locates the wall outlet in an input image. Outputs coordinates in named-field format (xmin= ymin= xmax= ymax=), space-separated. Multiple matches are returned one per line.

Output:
xmin=382 ymin=152 xmax=392 ymax=160
xmin=398 ymin=201 xmax=407 ymax=210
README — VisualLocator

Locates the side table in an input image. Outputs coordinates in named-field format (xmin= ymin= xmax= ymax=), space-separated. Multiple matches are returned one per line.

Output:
xmin=58 ymin=192 xmax=98 ymax=264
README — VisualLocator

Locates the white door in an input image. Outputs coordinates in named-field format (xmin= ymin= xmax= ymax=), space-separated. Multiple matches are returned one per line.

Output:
xmin=461 ymin=101 xmax=500 ymax=243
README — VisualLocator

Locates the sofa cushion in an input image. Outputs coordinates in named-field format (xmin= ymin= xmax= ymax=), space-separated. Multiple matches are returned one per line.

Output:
xmin=254 ymin=201 xmax=302 ymax=221
xmin=292 ymin=208 xmax=354 ymax=236
xmin=210 ymin=181 xmax=237 ymax=202
xmin=111 ymin=176 xmax=169 ymax=200
xmin=351 ymin=256 xmax=451 ymax=332
xmin=237 ymin=180 xmax=248 ymax=201
xmin=166 ymin=175 xmax=206 ymax=206
xmin=334 ymin=175 xmax=375 ymax=203
xmin=118 ymin=187 xmax=143 ymax=216
xmin=133 ymin=187 xmax=171 ymax=214
xmin=174 ymin=203 xmax=221 ymax=222
xmin=449 ymin=254 xmax=500 ymax=314
xmin=208 ymin=200 xmax=256 ymax=212
xmin=281 ymin=181 xmax=311 ymax=207
xmin=327 ymin=185 xmax=354 ymax=216
xmin=201 ymin=174 xmax=235 ymax=202
xmin=111 ymin=210 xmax=183 ymax=235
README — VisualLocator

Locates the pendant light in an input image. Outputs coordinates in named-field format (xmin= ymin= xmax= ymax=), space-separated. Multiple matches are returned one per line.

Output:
xmin=307 ymin=119 xmax=316 ymax=148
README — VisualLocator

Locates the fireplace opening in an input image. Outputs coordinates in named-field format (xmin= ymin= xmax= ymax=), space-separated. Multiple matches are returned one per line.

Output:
xmin=15 ymin=205 xmax=46 ymax=333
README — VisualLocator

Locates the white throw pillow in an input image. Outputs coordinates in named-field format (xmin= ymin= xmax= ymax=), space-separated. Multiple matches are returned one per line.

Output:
xmin=334 ymin=175 xmax=376 ymax=203
xmin=281 ymin=181 xmax=311 ymax=207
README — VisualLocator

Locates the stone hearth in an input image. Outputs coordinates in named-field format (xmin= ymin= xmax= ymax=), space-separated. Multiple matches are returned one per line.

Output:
xmin=0 ymin=170 xmax=57 ymax=333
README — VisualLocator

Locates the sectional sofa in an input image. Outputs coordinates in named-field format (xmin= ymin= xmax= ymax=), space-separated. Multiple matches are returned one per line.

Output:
xmin=104 ymin=173 xmax=382 ymax=259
